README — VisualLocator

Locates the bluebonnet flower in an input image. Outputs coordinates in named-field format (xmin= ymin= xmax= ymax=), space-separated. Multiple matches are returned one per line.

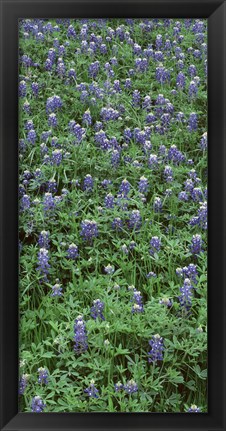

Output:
xmin=56 ymin=58 xmax=65 ymax=77
xmin=135 ymin=57 xmax=148 ymax=73
xmin=178 ymin=263 xmax=198 ymax=284
xmin=74 ymin=315 xmax=88 ymax=354
xmin=200 ymin=132 xmax=207 ymax=150
xmin=67 ymin=24 xmax=76 ymax=38
xmin=188 ymin=64 xmax=197 ymax=78
xmin=143 ymin=140 xmax=152 ymax=155
xmin=25 ymin=120 xmax=34 ymax=131
xmin=128 ymin=210 xmax=142 ymax=231
xmin=177 ymin=59 xmax=184 ymax=70
xmin=100 ymin=107 xmax=119 ymax=122
xmin=19 ymin=183 xmax=26 ymax=196
xmin=94 ymin=121 xmax=103 ymax=132
xmin=148 ymin=334 xmax=164 ymax=363
xmin=31 ymin=396 xmax=46 ymax=413
xmin=38 ymin=367 xmax=49 ymax=384
xmin=48 ymin=113 xmax=58 ymax=128
xmin=104 ymin=264 xmax=115 ymax=275
xmin=153 ymin=197 xmax=162 ymax=213
xmin=156 ymin=66 xmax=170 ymax=84
xmin=188 ymin=112 xmax=198 ymax=132
xmin=135 ymin=129 xmax=146 ymax=144
xmin=80 ymin=219 xmax=98 ymax=242
xmin=188 ymin=405 xmax=201 ymax=413
xmin=190 ymin=234 xmax=203 ymax=255
xmin=27 ymin=129 xmax=36 ymax=144
xmin=124 ymin=78 xmax=132 ymax=89
xmin=31 ymin=82 xmax=39 ymax=97
xmin=132 ymin=289 xmax=144 ymax=313
xmin=90 ymin=299 xmax=105 ymax=320
xmin=164 ymin=39 xmax=172 ymax=52
xmin=159 ymin=297 xmax=172 ymax=307
xmin=147 ymin=271 xmax=157 ymax=278
xmin=43 ymin=22 xmax=54 ymax=34
xmin=84 ymin=380 xmax=99 ymax=398
xmin=110 ymin=56 xmax=118 ymax=65
xmin=21 ymin=194 xmax=30 ymax=211
xmin=19 ymin=374 xmax=29 ymax=395
xmin=21 ymin=54 xmax=33 ymax=67
xmin=156 ymin=34 xmax=163 ymax=49
xmin=154 ymin=50 xmax=164 ymax=61
xmin=176 ymin=112 xmax=185 ymax=123
xmin=43 ymin=192 xmax=55 ymax=212
xmin=47 ymin=180 xmax=57 ymax=193
xmin=138 ymin=176 xmax=149 ymax=193
xmin=82 ymin=109 xmax=92 ymax=126
xmin=142 ymin=95 xmax=152 ymax=111
xmin=184 ymin=179 xmax=194 ymax=193
xmin=190 ymin=201 xmax=207 ymax=230
xmin=58 ymin=42 xmax=67 ymax=56
xmin=124 ymin=380 xmax=138 ymax=394
xmin=111 ymin=149 xmax=121 ymax=167
xmin=165 ymin=188 xmax=172 ymax=197
xmin=68 ymin=120 xmax=86 ymax=143
xmin=176 ymin=72 xmax=186 ymax=89
xmin=121 ymin=244 xmax=129 ymax=254
xmin=37 ymin=248 xmax=50 ymax=280
xmin=124 ymin=128 xmax=132 ymax=143
xmin=45 ymin=58 xmax=53 ymax=71
xmin=88 ymin=60 xmax=100 ymax=78
xmin=51 ymin=283 xmax=63 ymax=297
xmin=112 ymin=217 xmax=123 ymax=231
xmin=83 ymin=174 xmax=93 ymax=192
xmin=51 ymin=149 xmax=63 ymax=166
xmin=178 ymin=278 xmax=193 ymax=310
xmin=115 ymin=381 xmax=124 ymax=392
xmin=132 ymin=90 xmax=141 ymax=107
xmin=104 ymin=193 xmax=114 ymax=209
xmin=148 ymin=154 xmax=158 ymax=169
xmin=41 ymin=130 xmax=52 ymax=142
xmin=67 ymin=243 xmax=79 ymax=259
xmin=23 ymin=101 xmax=31 ymax=113
xmin=22 ymin=170 xmax=32 ymax=186
xmin=163 ymin=165 xmax=173 ymax=182
xmin=133 ymin=42 xmax=142 ymax=55
xmin=189 ymin=80 xmax=198 ymax=98
xmin=119 ymin=179 xmax=131 ymax=196
xmin=191 ymin=187 xmax=203 ymax=202
xmin=19 ymin=80 xmax=27 ymax=97
xmin=46 ymin=95 xmax=63 ymax=114
xmin=38 ymin=231 xmax=49 ymax=249
xmin=149 ymin=236 xmax=161 ymax=255
xmin=113 ymin=79 xmax=121 ymax=92
xmin=68 ymin=68 xmax=76 ymax=79
xmin=192 ymin=20 xmax=205 ymax=33
xmin=193 ymin=49 xmax=201 ymax=59
xmin=94 ymin=130 xmax=109 ymax=149
xmin=178 ymin=191 xmax=189 ymax=201
xmin=188 ymin=169 xmax=198 ymax=181
xmin=168 ymin=145 xmax=185 ymax=164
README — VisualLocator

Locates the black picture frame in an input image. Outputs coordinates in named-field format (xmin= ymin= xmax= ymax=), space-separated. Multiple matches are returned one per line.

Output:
xmin=0 ymin=0 xmax=225 ymax=430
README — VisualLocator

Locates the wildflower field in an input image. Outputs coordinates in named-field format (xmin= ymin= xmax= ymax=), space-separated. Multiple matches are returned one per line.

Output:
xmin=19 ymin=18 xmax=207 ymax=413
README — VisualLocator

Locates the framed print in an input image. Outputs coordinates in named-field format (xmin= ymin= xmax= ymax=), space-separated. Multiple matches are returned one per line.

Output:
xmin=0 ymin=0 xmax=225 ymax=430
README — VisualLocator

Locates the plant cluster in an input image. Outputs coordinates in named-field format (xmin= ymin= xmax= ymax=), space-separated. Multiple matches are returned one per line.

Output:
xmin=19 ymin=18 xmax=207 ymax=413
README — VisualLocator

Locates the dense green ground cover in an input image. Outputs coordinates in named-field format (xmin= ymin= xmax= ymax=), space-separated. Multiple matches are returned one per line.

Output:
xmin=19 ymin=18 xmax=207 ymax=413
